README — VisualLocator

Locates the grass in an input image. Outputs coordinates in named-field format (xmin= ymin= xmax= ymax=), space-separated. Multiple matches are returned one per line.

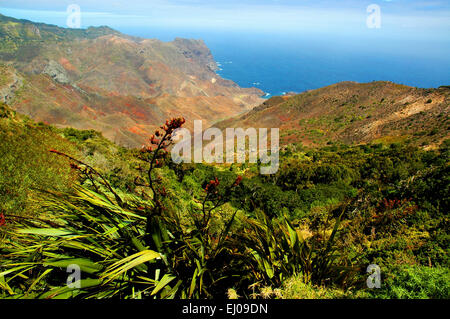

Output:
xmin=0 ymin=104 xmax=78 ymax=217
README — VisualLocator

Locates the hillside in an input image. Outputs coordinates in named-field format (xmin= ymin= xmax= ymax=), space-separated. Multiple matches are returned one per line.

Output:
xmin=216 ymin=81 xmax=449 ymax=149
xmin=0 ymin=14 xmax=263 ymax=147
xmin=1 ymin=100 xmax=449 ymax=299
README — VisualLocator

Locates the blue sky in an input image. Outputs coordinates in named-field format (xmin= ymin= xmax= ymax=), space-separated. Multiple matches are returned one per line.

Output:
xmin=0 ymin=0 xmax=449 ymax=38
xmin=0 ymin=1 xmax=448 ymax=90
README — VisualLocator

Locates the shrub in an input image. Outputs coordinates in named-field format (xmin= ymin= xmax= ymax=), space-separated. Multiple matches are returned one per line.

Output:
xmin=369 ymin=265 xmax=450 ymax=299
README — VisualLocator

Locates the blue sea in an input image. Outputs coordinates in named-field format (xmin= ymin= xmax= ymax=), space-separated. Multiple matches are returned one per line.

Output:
xmin=120 ymin=28 xmax=450 ymax=97
xmin=2 ymin=9 xmax=449 ymax=97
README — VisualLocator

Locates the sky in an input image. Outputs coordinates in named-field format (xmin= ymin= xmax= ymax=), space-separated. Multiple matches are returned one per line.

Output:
xmin=0 ymin=0 xmax=449 ymax=39
xmin=0 ymin=1 xmax=448 ymax=90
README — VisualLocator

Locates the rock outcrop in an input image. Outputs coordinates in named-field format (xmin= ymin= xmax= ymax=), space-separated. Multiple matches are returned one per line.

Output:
xmin=0 ymin=66 xmax=23 ymax=104
xmin=43 ymin=60 xmax=70 ymax=84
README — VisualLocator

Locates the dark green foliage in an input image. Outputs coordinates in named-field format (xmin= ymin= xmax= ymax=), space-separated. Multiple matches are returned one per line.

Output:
xmin=62 ymin=128 xmax=101 ymax=143
xmin=0 ymin=111 xmax=448 ymax=299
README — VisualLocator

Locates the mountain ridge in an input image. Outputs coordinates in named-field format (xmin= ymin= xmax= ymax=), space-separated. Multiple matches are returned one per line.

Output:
xmin=1 ymin=14 xmax=448 ymax=149
xmin=0 ymin=14 xmax=263 ymax=147
xmin=215 ymin=81 xmax=449 ymax=149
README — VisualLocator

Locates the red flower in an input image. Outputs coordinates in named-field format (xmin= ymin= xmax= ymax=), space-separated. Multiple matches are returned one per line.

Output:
xmin=155 ymin=159 xmax=164 ymax=167
xmin=205 ymin=177 xmax=220 ymax=192
xmin=140 ymin=145 xmax=153 ymax=153
xmin=233 ymin=176 xmax=243 ymax=187
xmin=161 ymin=117 xmax=186 ymax=134
xmin=0 ymin=213 xmax=6 ymax=227
xmin=150 ymin=135 xmax=160 ymax=145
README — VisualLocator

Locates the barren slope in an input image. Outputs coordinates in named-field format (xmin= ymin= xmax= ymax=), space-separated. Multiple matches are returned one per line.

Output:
xmin=215 ymin=81 xmax=450 ymax=148
xmin=0 ymin=14 xmax=263 ymax=147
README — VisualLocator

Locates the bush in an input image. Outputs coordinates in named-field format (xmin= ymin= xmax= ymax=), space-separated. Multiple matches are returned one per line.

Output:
xmin=369 ymin=265 xmax=450 ymax=299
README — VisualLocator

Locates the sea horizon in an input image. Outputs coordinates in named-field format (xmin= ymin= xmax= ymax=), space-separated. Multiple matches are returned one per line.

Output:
xmin=123 ymin=27 xmax=450 ymax=97
xmin=1 ymin=8 xmax=449 ymax=97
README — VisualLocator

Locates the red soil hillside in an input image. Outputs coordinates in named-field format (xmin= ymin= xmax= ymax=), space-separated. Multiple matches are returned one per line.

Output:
xmin=0 ymin=14 xmax=263 ymax=147
xmin=215 ymin=81 xmax=450 ymax=148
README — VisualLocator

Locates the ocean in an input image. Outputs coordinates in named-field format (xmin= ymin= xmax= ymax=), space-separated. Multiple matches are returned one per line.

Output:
xmin=2 ymin=8 xmax=449 ymax=97
xmin=121 ymin=27 xmax=450 ymax=97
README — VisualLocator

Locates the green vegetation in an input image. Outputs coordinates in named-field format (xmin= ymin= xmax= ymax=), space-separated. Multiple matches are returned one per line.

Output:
xmin=0 ymin=104 xmax=77 ymax=217
xmin=0 ymin=104 xmax=448 ymax=299
xmin=0 ymin=14 xmax=120 ymax=60
xmin=366 ymin=265 xmax=449 ymax=299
